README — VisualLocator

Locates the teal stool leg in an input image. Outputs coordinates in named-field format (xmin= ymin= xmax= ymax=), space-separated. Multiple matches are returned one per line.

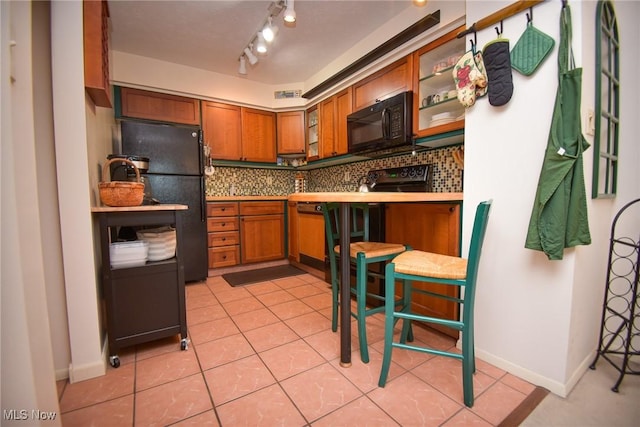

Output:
xmin=356 ymin=254 xmax=370 ymax=363
xmin=462 ymin=328 xmax=474 ymax=407
xmin=378 ymin=262 xmax=396 ymax=387
xmin=331 ymin=254 xmax=339 ymax=332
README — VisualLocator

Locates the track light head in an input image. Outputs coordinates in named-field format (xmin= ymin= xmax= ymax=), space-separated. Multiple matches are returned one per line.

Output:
xmin=238 ymin=55 xmax=247 ymax=75
xmin=284 ymin=0 xmax=296 ymax=23
xmin=256 ymin=32 xmax=267 ymax=53
xmin=263 ymin=16 xmax=278 ymax=42
xmin=244 ymin=46 xmax=258 ymax=65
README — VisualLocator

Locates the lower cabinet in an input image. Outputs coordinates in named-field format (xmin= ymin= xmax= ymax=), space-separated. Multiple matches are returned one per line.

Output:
xmin=385 ymin=202 xmax=461 ymax=338
xmin=207 ymin=200 xmax=285 ymax=269
xmin=207 ymin=202 xmax=240 ymax=268
xmin=287 ymin=201 xmax=299 ymax=262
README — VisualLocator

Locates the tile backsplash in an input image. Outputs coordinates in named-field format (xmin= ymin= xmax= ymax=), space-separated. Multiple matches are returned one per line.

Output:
xmin=205 ymin=146 xmax=463 ymax=197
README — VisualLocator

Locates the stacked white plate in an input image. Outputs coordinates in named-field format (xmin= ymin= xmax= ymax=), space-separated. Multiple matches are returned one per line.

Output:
xmin=110 ymin=241 xmax=149 ymax=269
xmin=136 ymin=226 xmax=177 ymax=261
xmin=429 ymin=112 xmax=455 ymax=128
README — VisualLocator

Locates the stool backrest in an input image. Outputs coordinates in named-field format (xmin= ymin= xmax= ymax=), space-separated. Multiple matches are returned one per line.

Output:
xmin=462 ymin=200 xmax=493 ymax=320
xmin=322 ymin=203 xmax=371 ymax=249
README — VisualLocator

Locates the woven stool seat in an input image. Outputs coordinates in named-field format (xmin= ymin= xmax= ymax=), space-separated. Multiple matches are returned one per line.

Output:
xmin=335 ymin=242 xmax=406 ymax=259
xmin=393 ymin=250 xmax=467 ymax=280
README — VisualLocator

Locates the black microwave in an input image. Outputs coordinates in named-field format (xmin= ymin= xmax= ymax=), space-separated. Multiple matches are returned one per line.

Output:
xmin=347 ymin=91 xmax=413 ymax=154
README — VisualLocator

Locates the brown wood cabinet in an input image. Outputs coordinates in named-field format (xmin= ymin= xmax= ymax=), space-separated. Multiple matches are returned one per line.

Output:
xmin=202 ymin=103 xmax=276 ymax=163
xmin=318 ymin=88 xmax=352 ymax=159
xmin=385 ymin=202 xmax=461 ymax=338
xmin=298 ymin=212 xmax=325 ymax=262
xmin=239 ymin=201 xmax=285 ymax=264
xmin=412 ymin=26 xmax=465 ymax=139
xmin=241 ymin=108 xmax=277 ymax=163
xmin=352 ymin=57 xmax=413 ymax=111
xmin=202 ymin=102 xmax=242 ymax=160
xmin=288 ymin=202 xmax=299 ymax=262
xmin=277 ymin=111 xmax=306 ymax=155
xmin=83 ymin=0 xmax=111 ymax=108
xmin=206 ymin=202 xmax=240 ymax=268
xmin=120 ymin=87 xmax=201 ymax=125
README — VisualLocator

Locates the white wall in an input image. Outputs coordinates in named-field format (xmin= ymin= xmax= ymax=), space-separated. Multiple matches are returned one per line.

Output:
xmin=1 ymin=1 xmax=61 ymax=424
xmin=51 ymin=0 xmax=105 ymax=383
xmin=465 ymin=0 xmax=640 ymax=396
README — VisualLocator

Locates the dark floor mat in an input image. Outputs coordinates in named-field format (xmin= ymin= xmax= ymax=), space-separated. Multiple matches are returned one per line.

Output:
xmin=222 ymin=265 xmax=306 ymax=287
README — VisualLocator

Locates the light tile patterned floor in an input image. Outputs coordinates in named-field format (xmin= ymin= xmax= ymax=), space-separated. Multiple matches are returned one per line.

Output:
xmin=58 ymin=272 xmax=537 ymax=426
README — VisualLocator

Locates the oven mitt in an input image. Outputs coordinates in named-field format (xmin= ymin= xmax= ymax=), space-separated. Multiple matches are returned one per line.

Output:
xmin=510 ymin=22 xmax=555 ymax=76
xmin=452 ymin=50 xmax=486 ymax=108
xmin=483 ymin=36 xmax=514 ymax=106
xmin=474 ymin=51 xmax=488 ymax=98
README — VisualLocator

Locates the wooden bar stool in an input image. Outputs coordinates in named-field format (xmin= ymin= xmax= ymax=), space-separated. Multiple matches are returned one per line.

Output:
xmin=378 ymin=200 xmax=492 ymax=407
xmin=322 ymin=202 xmax=410 ymax=363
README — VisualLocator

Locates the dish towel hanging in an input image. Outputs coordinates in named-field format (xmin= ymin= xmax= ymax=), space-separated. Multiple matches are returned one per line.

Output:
xmin=525 ymin=3 xmax=591 ymax=260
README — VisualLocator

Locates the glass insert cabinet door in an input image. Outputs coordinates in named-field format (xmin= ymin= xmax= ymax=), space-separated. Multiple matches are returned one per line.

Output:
xmin=413 ymin=27 xmax=466 ymax=138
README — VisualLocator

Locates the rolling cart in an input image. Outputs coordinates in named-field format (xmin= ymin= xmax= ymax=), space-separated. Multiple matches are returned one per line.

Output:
xmin=93 ymin=205 xmax=189 ymax=368
xmin=590 ymin=198 xmax=640 ymax=391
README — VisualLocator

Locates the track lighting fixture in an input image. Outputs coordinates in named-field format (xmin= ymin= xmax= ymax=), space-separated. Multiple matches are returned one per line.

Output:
xmin=243 ymin=45 xmax=258 ymax=65
xmin=237 ymin=0 xmax=294 ymax=75
xmin=284 ymin=0 xmax=296 ymax=23
xmin=256 ymin=32 xmax=267 ymax=53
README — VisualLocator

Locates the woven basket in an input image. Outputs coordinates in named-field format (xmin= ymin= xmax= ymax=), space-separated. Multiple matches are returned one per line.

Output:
xmin=99 ymin=158 xmax=144 ymax=207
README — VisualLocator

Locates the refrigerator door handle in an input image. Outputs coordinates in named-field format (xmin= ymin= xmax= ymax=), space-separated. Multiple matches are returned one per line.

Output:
xmin=197 ymin=129 xmax=204 ymax=175
xmin=200 ymin=176 xmax=206 ymax=222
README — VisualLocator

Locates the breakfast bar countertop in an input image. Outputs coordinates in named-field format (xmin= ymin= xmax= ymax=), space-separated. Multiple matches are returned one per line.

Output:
xmin=288 ymin=191 xmax=464 ymax=203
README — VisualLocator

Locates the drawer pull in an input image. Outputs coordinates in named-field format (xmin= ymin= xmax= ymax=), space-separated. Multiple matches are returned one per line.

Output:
xmin=222 ymin=238 xmax=226 ymax=241
xmin=222 ymin=222 xmax=226 ymax=226
xmin=222 ymin=255 xmax=227 ymax=259
xmin=221 ymin=208 xmax=226 ymax=211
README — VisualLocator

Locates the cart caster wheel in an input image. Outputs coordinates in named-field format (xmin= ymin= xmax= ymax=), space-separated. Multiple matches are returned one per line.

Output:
xmin=110 ymin=356 xmax=120 ymax=368
xmin=180 ymin=338 xmax=188 ymax=351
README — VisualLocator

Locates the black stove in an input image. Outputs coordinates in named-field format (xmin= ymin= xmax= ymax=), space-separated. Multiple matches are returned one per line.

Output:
xmin=366 ymin=164 xmax=433 ymax=192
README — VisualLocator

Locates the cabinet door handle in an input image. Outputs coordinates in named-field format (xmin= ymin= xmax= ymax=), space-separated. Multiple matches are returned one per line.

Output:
xmin=222 ymin=237 xmax=227 ymax=241
xmin=222 ymin=222 xmax=226 ymax=226
xmin=222 ymin=255 xmax=227 ymax=259
xmin=221 ymin=207 xmax=226 ymax=211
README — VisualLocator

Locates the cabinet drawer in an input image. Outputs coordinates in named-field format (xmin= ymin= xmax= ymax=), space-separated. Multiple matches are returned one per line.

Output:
xmin=208 ymin=246 xmax=240 ymax=268
xmin=207 ymin=217 xmax=239 ymax=232
xmin=207 ymin=202 xmax=239 ymax=217
xmin=239 ymin=201 xmax=284 ymax=216
xmin=208 ymin=231 xmax=240 ymax=247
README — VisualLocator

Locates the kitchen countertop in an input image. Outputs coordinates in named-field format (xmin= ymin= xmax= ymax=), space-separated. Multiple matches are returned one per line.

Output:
xmin=91 ymin=204 xmax=188 ymax=213
xmin=288 ymin=192 xmax=464 ymax=203
xmin=206 ymin=196 xmax=288 ymax=201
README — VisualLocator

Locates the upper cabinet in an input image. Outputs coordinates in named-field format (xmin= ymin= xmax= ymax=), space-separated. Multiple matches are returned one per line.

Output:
xmin=120 ymin=87 xmax=201 ymax=125
xmin=352 ymin=57 xmax=413 ymax=111
xmin=276 ymin=111 xmax=306 ymax=156
xmin=83 ymin=0 xmax=111 ymax=108
xmin=202 ymin=101 xmax=242 ymax=160
xmin=306 ymin=106 xmax=319 ymax=161
xmin=413 ymin=27 xmax=465 ymax=139
xmin=202 ymin=102 xmax=276 ymax=163
xmin=241 ymin=108 xmax=276 ymax=163
xmin=319 ymin=88 xmax=352 ymax=158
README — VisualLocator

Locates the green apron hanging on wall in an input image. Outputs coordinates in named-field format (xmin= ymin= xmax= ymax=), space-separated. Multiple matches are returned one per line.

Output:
xmin=525 ymin=3 xmax=591 ymax=260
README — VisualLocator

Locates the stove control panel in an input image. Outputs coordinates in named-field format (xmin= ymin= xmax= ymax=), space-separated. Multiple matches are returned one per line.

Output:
xmin=367 ymin=164 xmax=432 ymax=185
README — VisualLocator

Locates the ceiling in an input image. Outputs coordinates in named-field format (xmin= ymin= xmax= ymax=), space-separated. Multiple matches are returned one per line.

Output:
xmin=108 ymin=1 xmax=422 ymax=86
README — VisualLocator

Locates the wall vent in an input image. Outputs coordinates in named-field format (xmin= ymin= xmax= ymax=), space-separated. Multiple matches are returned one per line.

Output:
xmin=274 ymin=90 xmax=302 ymax=99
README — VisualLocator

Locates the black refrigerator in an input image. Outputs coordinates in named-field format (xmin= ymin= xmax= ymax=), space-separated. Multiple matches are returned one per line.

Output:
xmin=121 ymin=120 xmax=208 ymax=282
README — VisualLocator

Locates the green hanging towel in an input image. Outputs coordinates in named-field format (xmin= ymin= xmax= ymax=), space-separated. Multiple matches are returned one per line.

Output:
xmin=525 ymin=3 xmax=591 ymax=260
